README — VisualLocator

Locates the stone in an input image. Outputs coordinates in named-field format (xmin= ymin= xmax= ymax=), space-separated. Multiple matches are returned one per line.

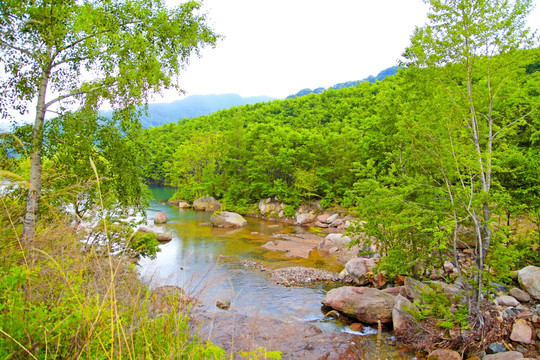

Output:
xmin=296 ymin=212 xmax=316 ymax=225
xmin=177 ymin=200 xmax=191 ymax=209
xmin=137 ymin=226 xmax=153 ymax=233
xmin=216 ymin=298 xmax=231 ymax=310
xmin=153 ymin=212 xmax=167 ymax=224
xmin=344 ymin=257 xmax=377 ymax=285
xmin=510 ymin=287 xmax=532 ymax=303
xmin=314 ymin=221 xmax=328 ymax=228
xmin=205 ymin=201 xmax=221 ymax=212
xmin=483 ymin=352 xmax=524 ymax=360
xmin=443 ymin=261 xmax=455 ymax=273
xmin=193 ymin=196 xmax=218 ymax=211
xmin=316 ymin=213 xmax=331 ymax=223
xmin=427 ymin=349 xmax=461 ymax=360
xmin=392 ymin=294 xmax=416 ymax=334
xmin=430 ymin=281 xmax=461 ymax=296
xmin=404 ymin=277 xmax=428 ymax=300
xmin=382 ymin=286 xmax=408 ymax=298
xmin=510 ymin=319 xmax=533 ymax=344
xmin=156 ymin=233 xmax=173 ymax=242
xmin=318 ymin=233 xmax=352 ymax=252
xmin=330 ymin=219 xmax=344 ymax=227
xmin=496 ymin=295 xmax=520 ymax=307
xmin=486 ymin=343 xmax=507 ymax=354
xmin=326 ymin=213 xmax=339 ymax=224
xmin=210 ymin=211 xmax=248 ymax=228
xmin=371 ymin=272 xmax=386 ymax=289
xmin=321 ymin=286 xmax=395 ymax=324
xmin=517 ymin=266 xmax=540 ymax=300
xmin=349 ymin=323 xmax=363 ymax=332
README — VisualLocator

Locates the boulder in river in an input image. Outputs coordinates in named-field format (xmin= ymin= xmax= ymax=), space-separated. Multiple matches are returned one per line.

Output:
xmin=193 ymin=196 xmax=218 ymax=211
xmin=210 ymin=211 xmax=247 ymax=228
xmin=344 ymin=257 xmax=377 ymax=286
xmin=322 ymin=286 xmax=395 ymax=324
xmin=156 ymin=233 xmax=173 ymax=242
xmin=153 ymin=212 xmax=167 ymax=224
xmin=517 ymin=265 xmax=540 ymax=300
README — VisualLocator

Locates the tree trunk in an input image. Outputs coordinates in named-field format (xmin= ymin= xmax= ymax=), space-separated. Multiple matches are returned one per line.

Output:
xmin=22 ymin=66 xmax=50 ymax=244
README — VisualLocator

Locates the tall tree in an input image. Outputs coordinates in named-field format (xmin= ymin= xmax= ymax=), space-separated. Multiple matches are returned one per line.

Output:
xmin=402 ymin=0 xmax=535 ymax=318
xmin=0 ymin=0 xmax=217 ymax=241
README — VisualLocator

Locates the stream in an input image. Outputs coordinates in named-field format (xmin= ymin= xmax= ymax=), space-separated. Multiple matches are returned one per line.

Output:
xmin=138 ymin=187 xmax=418 ymax=359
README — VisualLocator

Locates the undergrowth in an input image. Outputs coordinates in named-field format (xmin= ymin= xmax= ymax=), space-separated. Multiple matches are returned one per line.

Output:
xmin=0 ymin=187 xmax=225 ymax=359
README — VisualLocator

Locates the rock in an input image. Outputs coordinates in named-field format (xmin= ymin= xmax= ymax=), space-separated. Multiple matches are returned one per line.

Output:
xmin=326 ymin=214 xmax=339 ymax=224
xmin=510 ymin=287 xmax=532 ymax=303
xmin=330 ymin=219 xmax=344 ymax=227
xmin=205 ymin=201 xmax=221 ymax=212
xmin=262 ymin=241 xmax=313 ymax=259
xmin=383 ymin=286 xmax=408 ymax=298
xmin=210 ymin=211 xmax=248 ymax=228
xmin=371 ymin=272 xmax=386 ymax=289
xmin=510 ymin=319 xmax=533 ymax=344
xmin=177 ymin=200 xmax=191 ymax=209
xmin=495 ymin=295 xmax=520 ymax=307
xmin=483 ymin=351 xmax=524 ymax=359
xmin=404 ymin=277 xmax=427 ymax=300
xmin=486 ymin=343 xmax=507 ymax=354
xmin=537 ymin=329 xmax=540 ymax=340
xmin=193 ymin=196 xmax=217 ymax=211
xmin=430 ymin=281 xmax=461 ymax=296
xmin=345 ymin=258 xmax=377 ymax=285
xmin=316 ymin=213 xmax=331 ymax=223
xmin=443 ymin=261 xmax=455 ymax=273
xmin=349 ymin=323 xmax=363 ymax=331
xmin=137 ymin=226 xmax=153 ymax=233
xmin=296 ymin=212 xmax=316 ymax=225
xmin=427 ymin=349 xmax=461 ymax=360
xmin=321 ymin=286 xmax=395 ymax=324
xmin=156 ymin=233 xmax=172 ymax=242
xmin=318 ymin=233 xmax=352 ymax=252
xmin=216 ymin=298 xmax=231 ymax=310
xmin=314 ymin=221 xmax=328 ymax=228
xmin=153 ymin=212 xmax=167 ymax=224
xmin=392 ymin=294 xmax=416 ymax=334
xmin=517 ymin=266 xmax=540 ymax=300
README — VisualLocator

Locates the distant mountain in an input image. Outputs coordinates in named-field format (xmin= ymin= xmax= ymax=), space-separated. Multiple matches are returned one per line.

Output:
xmin=103 ymin=94 xmax=275 ymax=128
xmin=286 ymin=66 xmax=398 ymax=99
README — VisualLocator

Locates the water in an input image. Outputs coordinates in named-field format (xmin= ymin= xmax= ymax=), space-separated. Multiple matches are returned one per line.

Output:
xmin=138 ymin=187 xmax=418 ymax=358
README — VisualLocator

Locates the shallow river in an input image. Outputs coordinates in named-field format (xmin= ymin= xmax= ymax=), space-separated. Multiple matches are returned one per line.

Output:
xmin=138 ymin=187 xmax=417 ymax=359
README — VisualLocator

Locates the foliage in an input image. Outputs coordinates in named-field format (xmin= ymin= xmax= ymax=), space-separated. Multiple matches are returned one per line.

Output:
xmin=238 ymin=347 xmax=282 ymax=360
xmin=407 ymin=284 xmax=470 ymax=330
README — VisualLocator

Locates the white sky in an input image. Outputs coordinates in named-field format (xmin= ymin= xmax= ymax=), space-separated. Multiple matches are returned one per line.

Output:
xmin=159 ymin=0 xmax=540 ymax=101
xmin=161 ymin=0 xmax=431 ymax=100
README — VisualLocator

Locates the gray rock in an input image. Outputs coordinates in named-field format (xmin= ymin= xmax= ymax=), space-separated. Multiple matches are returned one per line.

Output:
xmin=296 ymin=212 xmax=316 ymax=225
xmin=510 ymin=287 xmax=532 ymax=303
xmin=495 ymin=295 xmax=520 ymax=307
xmin=392 ymin=294 xmax=416 ymax=334
xmin=318 ymin=233 xmax=352 ymax=252
xmin=486 ymin=342 xmax=507 ymax=354
xmin=322 ymin=286 xmax=395 ymax=324
xmin=193 ymin=196 xmax=218 ymax=211
xmin=518 ymin=266 xmax=540 ymax=300
xmin=344 ymin=257 xmax=377 ymax=285
xmin=404 ymin=277 xmax=427 ymax=300
xmin=326 ymin=213 xmax=339 ymax=224
xmin=156 ymin=233 xmax=172 ymax=242
xmin=210 ymin=211 xmax=247 ymax=228
xmin=483 ymin=351 xmax=524 ymax=360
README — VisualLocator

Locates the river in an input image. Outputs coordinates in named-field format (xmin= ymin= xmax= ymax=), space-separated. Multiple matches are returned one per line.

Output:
xmin=138 ymin=187 xmax=418 ymax=359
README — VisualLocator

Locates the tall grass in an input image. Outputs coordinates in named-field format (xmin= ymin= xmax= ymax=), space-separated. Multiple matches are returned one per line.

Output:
xmin=0 ymin=177 xmax=225 ymax=359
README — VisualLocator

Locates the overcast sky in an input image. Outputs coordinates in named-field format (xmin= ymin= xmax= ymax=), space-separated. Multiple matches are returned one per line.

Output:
xmin=160 ymin=0 xmax=430 ymax=101
xmin=159 ymin=0 xmax=539 ymax=101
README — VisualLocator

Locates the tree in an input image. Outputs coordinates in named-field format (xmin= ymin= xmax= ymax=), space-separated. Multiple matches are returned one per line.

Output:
xmin=401 ymin=0 xmax=535 ymax=318
xmin=0 ymin=0 xmax=218 ymax=241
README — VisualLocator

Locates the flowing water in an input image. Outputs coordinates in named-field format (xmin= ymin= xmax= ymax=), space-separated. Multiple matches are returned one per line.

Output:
xmin=138 ymin=187 xmax=418 ymax=359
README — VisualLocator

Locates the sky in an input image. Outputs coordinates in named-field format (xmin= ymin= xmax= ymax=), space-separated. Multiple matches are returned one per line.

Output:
xmin=160 ymin=0 xmax=432 ymax=101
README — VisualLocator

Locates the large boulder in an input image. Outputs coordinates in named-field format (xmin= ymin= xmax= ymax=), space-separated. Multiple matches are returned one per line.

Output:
xmin=193 ymin=196 xmax=218 ymax=211
xmin=344 ymin=257 xmax=377 ymax=286
xmin=322 ymin=286 xmax=395 ymax=324
xmin=318 ymin=233 xmax=352 ymax=252
xmin=392 ymin=294 xmax=416 ymax=334
xmin=154 ymin=212 xmax=167 ymax=224
xmin=210 ymin=211 xmax=247 ymax=228
xmin=517 ymin=266 xmax=540 ymax=300
xmin=296 ymin=212 xmax=316 ymax=225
